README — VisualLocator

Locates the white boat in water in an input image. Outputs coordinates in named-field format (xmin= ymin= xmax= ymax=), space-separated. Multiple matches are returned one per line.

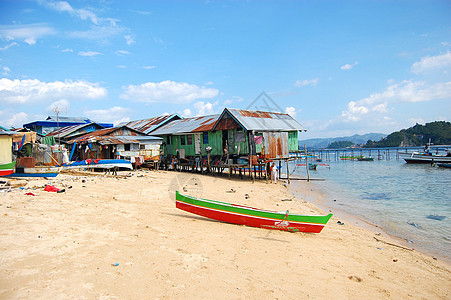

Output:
xmin=398 ymin=152 xmax=451 ymax=164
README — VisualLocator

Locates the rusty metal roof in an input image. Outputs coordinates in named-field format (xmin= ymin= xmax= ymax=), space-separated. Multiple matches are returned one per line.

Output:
xmin=119 ymin=114 xmax=181 ymax=134
xmin=68 ymin=126 xmax=148 ymax=144
xmin=46 ymin=123 xmax=105 ymax=139
xmin=214 ymin=108 xmax=306 ymax=132
xmin=150 ymin=114 xmax=220 ymax=136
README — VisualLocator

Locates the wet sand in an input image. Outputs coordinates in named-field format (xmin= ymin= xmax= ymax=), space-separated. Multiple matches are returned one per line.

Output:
xmin=0 ymin=170 xmax=450 ymax=299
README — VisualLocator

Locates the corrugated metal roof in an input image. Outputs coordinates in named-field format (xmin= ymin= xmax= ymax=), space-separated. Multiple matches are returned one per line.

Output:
xmin=46 ymin=123 xmax=104 ymax=138
xmin=68 ymin=126 xmax=147 ymax=144
xmin=216 ymin=108 xmax=306 ymax=132
xmin=120 ymin=114 xmax=181 ymax=134
xmin=150 ymin=114 xmax=220 ymax=136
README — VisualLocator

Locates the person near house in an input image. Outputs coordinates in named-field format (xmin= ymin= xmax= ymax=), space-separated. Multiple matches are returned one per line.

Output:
xmin=271 ymin=162 xmax=278 ymax=184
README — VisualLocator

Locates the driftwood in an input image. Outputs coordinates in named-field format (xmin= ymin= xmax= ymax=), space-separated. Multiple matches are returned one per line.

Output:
xmin=373 ymin=237 xmax=414 ymax=251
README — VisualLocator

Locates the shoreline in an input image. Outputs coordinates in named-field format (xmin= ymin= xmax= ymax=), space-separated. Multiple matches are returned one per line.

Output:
xmin=0 ymin=170 xmax=450 ymax=299
xmin=288 ymin=177 xmax=451 ymax=265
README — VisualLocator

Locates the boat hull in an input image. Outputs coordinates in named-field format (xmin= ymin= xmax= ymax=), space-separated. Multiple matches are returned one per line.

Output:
xmin=62 ymin=159 xmax=133 ymax=170
xmin=175 ymin=191 xmax=332 ymax=233
xmin=0 ymin=161 xmax=15 ymax=176
xmin=399 ymin=152 xmax=451 ymax=164
xmin=5 ymin=166 xmax=60 ymax=177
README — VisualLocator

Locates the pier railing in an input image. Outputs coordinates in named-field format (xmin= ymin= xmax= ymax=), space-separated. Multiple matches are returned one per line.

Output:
xmin=290 ymin=145 xmax=451 ymax=162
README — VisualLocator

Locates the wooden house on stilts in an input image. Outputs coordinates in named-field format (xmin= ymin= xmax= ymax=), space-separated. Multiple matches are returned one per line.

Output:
xmin=151 ymin=108 xmax=306 ymax=181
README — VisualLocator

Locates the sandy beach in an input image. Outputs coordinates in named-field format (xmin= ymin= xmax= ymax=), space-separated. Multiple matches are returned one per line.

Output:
xmin=0 ymin=170 xmax=450 ymax=299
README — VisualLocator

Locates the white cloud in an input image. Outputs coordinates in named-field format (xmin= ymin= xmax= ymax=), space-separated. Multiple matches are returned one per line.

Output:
xmin=182 ymin=108 xmax=192 ymax=117
xmin=223 ymin=96 xmax=243 ymax=106
xmin=46 ymin=99 xmax=70 ymax=113
xmin=41 ymin=0 xmax=99 ymax=24
xmin=341 ymin=80 xmax=451 ymax=122
xmin=120 ymin=80 xmax=219 ymax=104
xmin=78 ymin=51 xmax=103 ymax=57
xmin=0 ymin=78 xmax=107 ymax=104
xmin=115 ymin=50 xmax=130 ymax=56
xmin=61 ymin=48 xmax=73 ymax=52
xmin=142 ymin=66 xmax=156 ymax=69
xmin=294 ymin=78 xmax=319 ymax=87
xmin=2 ymin=66 xmax=10 ymax=76
xmin=0 ymin=111 xmax=29 ymax=129
xmin=285 ymin=106 xmax=298 ymax=118
xmin=39 ymin=1 xmax=130 ymax=43
xmin=0 ymin=23 xmax=56 ymax=45
xmin=193 ymin=101 xmax=219 ymax=116
xmin=84 ymin=106 xmax=130 ymax=126
xmin=341 ymin=61 xmax=359 ymax=70
xmin=0 ymin=42 xmax=18 ymax=51
xmin=125 ymin=35 xmax=135 ymax=45
xmin=411 ymin=52 xmax=451 ymax=74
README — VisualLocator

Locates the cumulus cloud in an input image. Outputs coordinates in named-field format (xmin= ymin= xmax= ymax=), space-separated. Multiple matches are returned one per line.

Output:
xmin=0 ymin=23 xmax=56 ymax=45
xmin=294 ymin=78 xmax=319 ymax=87
xmin=193 ymin=101 xmax=219 ymax=116
xmin=341 ymin=80 xmax=451 ymax=122
xmin=0 ymin=78 xmax=107 ymax=104
xmin=0 ymin=111 xmax=29 ymax=129
xmin=120 ymin=80 xmax=219 ymax=104
xmin=285 ymin=106 xmax=299 ymax=118
xmin=182 ymin=108 xmax=192 ymax=117
xmin=84 ymin=106 xmax=130 ymax=126
xmin=341 ymin=61 xmax=359 ymax=70
xmin=411 ymin=52 xmax=451 ymax=74
xmin=78 ymin=51 xmax=103 ymax=57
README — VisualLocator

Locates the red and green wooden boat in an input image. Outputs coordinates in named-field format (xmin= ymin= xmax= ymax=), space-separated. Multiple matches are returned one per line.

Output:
xmin=175 ymin=191 xmax=333 ymax=233
xmin=0 ymin=161 xmax=15 ymax=176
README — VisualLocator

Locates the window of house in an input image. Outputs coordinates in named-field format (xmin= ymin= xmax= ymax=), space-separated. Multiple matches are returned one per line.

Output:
xmin=140 ymin=144 xmax=146 ymax=150
xmin=167 ymin=136 xmax=171 ymax=145
xmin=181 ymin=135 xmax=186 ymax=145
xmin=203 ymin=132 xmax=209 ymax=144
xmin=124 ymin=144 xmax=131 ymax=151
xmin=187 ymin=135 xmax=193 ymax=145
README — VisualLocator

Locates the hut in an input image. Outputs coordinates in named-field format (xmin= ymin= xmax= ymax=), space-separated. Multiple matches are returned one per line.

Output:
xmin=151 ymin=108 xmax=306 ymax=176
xmin=68 ymin=126 xmax=161 ymax=162
xmin=0 ymin=129 xmax=15 ymax=174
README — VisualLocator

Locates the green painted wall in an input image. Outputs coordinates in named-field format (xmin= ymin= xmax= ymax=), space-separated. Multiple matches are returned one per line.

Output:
xmin=288 ymin=131 xmax=299 ymax=151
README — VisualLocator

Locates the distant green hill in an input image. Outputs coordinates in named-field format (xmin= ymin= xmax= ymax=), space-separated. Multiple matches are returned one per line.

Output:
xmin=300 ymin=133 xmax=386 ymax=149
xmin=364 ymin=121 xmax=451 ymax=148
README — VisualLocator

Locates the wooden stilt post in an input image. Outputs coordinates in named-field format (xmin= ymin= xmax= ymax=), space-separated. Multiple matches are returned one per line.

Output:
xmin=286 ymin=158 xmax=290 ymax=184
xmin=305 ymin=144 xmax=310 ymax=182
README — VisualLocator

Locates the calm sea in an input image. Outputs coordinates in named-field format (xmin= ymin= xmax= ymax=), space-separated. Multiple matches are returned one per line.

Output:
xmin=288 ymin=157 xmax=451 ymax=262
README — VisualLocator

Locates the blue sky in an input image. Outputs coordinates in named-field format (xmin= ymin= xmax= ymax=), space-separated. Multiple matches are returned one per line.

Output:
xmin=0 ymin=0 xmax=450 ymax=138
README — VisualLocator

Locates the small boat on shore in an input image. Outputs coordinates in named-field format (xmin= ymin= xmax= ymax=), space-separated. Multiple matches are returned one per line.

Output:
xmin=175 ymin=191 xmax=333 ymax=233
xmin=61 ymin=159 xmax=133 ymax=170
xmin=399 ymin=152 xmax=451 ymax=164
xmin=0 ymin=161 xmax=15 ymax=176
xmin=6 ymin=166 xmax=60 ymax=177
xmin=437 ymin=163 xmax=451 ymax=168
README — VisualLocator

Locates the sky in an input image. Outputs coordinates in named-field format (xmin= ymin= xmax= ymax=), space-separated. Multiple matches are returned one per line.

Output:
xmin=0 ymin=0 xmax=450 ymax=139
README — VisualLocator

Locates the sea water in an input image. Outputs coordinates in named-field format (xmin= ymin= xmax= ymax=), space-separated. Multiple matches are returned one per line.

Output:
xmin=288 ymin=158 xmax=451 ymax=262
